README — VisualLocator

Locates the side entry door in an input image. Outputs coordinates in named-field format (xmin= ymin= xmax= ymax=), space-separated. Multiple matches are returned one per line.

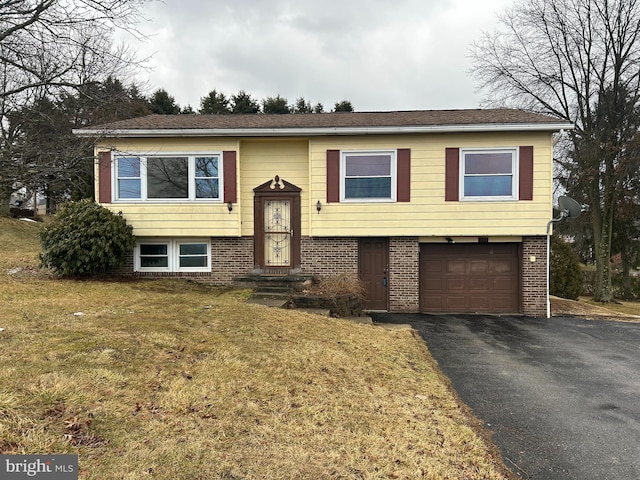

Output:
xmin=359 ymin=238 xmax=389 ymax=310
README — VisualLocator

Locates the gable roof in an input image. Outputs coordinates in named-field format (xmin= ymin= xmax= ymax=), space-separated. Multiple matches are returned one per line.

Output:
xmin=74 ymin=109 xmax=573 ymax=138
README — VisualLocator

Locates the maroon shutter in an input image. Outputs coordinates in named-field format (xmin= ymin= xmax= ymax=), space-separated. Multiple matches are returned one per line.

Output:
xmin=98 ymin=151 xmax=112 ymax=203
xmin=396 ymin=148 xmax=411 ymax=202
xmin=326 ymin=149 xmax=340 ymax=203
xmin=519 ymin=146 xmax=534 ymax=201
xmin=223 ymin=151 xmax=237 ymax=203
xmin=445 ymin=147 xmax=459 ymax=201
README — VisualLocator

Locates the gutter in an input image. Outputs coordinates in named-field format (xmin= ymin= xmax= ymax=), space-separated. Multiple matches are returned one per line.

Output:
xmin=73 ymin=122 xmax=574 ymax=138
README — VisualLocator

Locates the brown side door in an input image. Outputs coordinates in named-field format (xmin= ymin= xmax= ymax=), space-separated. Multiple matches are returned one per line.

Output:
xmin=359 ymin=238 xmax=389 ymax=310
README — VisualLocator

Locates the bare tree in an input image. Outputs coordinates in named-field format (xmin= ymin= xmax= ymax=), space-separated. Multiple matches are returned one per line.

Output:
xmin=0 ymin=0 xmax=146 ymax=98
xmin=0 ymin=0 xmax=148 ymax=215
xmin=471 ymin=0 xmax=640 ymax=302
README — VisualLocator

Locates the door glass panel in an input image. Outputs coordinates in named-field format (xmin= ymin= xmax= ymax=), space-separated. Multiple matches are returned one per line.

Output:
xmin=264 ymin=200 xmax=291 ymax=266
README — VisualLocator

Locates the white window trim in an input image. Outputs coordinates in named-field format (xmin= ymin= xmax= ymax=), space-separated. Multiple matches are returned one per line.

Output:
xmin=339 ymin=149 xmax=397 ymax=203
xmin=113 ymin=152 xmax=223 ymax=203
xmin=135 ymin=238 xmax=212 ymax=273
xmin=459 ymin=147 xmax=519 ymax=201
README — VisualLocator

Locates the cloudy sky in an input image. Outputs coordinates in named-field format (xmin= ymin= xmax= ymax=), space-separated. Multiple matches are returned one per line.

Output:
xmin=119 ymin=0 xmax=514 ymax=112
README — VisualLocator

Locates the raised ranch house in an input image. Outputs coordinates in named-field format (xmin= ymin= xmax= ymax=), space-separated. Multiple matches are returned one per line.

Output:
xmin=74 ymin=109 xmax=572 ymax=317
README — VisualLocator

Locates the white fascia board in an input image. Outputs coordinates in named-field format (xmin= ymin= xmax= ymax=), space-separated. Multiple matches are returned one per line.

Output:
xmin=73 ymin=122 xmax=574 ymax=138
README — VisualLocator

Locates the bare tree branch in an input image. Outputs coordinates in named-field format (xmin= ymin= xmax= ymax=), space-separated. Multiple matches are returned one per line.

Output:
xmin=470 ymin=0 xmax=640 ymax=301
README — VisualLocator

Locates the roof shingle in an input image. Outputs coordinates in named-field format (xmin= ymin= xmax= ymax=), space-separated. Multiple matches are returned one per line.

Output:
xmin=79 ymin=109 xmax=570 ymax=133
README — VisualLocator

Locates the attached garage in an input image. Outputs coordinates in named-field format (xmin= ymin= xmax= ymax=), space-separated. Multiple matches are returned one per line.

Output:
xmin=420 ymin=243 xmax=520 ymax=314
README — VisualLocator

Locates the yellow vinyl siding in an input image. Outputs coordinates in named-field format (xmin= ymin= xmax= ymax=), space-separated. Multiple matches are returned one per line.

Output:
xmin=238 ymin=139 xmax=309 ymax=236
xmin=95 ymin=138 xmax=241 ymax=237
xmin=96 ymin=130 xmax=555 ymax=238
xmin=106 ymin=204 xmax=238 ymax=236
xmin=309 ymin=132 xmax=554 ymax=237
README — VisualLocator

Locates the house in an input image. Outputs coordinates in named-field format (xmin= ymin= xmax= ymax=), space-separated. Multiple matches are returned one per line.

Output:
xmin=74 ymin=109 xmax=572 ymax=317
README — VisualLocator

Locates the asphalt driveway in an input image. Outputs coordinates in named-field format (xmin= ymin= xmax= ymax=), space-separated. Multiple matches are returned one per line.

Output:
xmin=371 ymin=313 xmax=640 ymax=480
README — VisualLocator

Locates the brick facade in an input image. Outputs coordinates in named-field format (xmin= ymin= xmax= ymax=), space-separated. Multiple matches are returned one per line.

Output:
xmin=116 ymin=237 xmax=253 ymax=285
xmin=114 ymin=235 xmax=548 ymax=317
xmin=300 ymin=237 xmax=359 ymax=279
xmin=210 ymin=237 xmax=254 ymax=284
xmin=521 ymin=235 xmax=548 ymax=317
xmin=388 ymin=237 xmax=420 ymax=312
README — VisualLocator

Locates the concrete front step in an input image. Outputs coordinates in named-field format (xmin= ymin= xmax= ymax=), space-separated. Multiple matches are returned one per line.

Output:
xmin=235 ymin=274 xmax=314 ymax=290
xmin=246 ymin=295 xmax=290 ymax=308
xmin=252 ymin=285 xmax=291 ymax=294
xmin=235 ymin=274 xmax=315 ymax=303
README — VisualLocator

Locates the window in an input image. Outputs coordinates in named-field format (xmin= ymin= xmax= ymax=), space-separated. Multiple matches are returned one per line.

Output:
xmin=195 ymin=157 xmax=219 ymax=199
xmin=341 ymin=150 xmax=396 ymax=201
xmin=178 ymin=243 xmax=208 ymax=268
xmin=139 ymin=244 xmax=169 ymax=268
xmin=460 ymin=148 xmax=517 ymax=201
xmin=135 ymin=239 xmax=211 ymax=272
xmin=117 ymin=157 xmax=142 ymax=199
xmin=147 ymin=157 xmax=188 ymax=198
xmin=114 ymin=154 xmax=221 ymax=201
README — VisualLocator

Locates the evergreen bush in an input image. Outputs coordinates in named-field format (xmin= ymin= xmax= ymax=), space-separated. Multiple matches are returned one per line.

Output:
xmin=550 ymin=234 xmax=584 ymax=300
xmin=612 ymin=272 xmax=640 ymax=300
xmin=39 ymin=199 xmax=135 ymax=276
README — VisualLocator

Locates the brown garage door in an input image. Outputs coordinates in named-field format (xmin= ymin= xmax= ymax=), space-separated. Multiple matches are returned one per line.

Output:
xmin=420 ymin=243 xmax=520 ymax=313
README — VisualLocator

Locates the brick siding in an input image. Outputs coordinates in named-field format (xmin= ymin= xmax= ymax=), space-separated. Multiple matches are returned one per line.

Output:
xmin=388 ymin=237 xmax=420 ymax=312
xmin=300 ymin=237 xmax=359 ymax=279
xmin=210 ymin=237 xmax=254 ymax=283
xmin=112 ymin=235 xmax=547 ymax=317
xmin=113 ymin=237 xmax=253 ymax=285
xmin=521 ymin=235 xmax=548 ymax=317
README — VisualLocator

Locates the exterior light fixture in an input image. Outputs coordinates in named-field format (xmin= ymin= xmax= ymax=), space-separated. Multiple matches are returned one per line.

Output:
xmin=227 ymin=202 xmax=233 ymax=213
xmin=316 ymin=200 xmax=322 ymax=214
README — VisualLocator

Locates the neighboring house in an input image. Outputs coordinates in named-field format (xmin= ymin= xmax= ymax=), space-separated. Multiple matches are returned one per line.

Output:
xmin=74 ymin=109 xmax=572 ymax=316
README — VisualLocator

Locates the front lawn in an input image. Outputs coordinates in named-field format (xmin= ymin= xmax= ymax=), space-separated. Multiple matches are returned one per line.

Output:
xmin=0 ymin=217 xmax=512 ymax=479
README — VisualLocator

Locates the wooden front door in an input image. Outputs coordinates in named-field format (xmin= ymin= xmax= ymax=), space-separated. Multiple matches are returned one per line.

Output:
xmin=359 ymin=238 xmax=389 ymax=310
xmin=254 ymin=176 xmax=301 ymax=274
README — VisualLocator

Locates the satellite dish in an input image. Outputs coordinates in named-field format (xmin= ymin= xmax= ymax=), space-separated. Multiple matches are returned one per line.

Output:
xmin=557 ymin=196 xmax=582 ymax=219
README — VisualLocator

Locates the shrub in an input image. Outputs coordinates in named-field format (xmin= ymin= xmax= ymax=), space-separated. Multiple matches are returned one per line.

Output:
xmin=39 ymin=199 xmax=135 ymax=276
xmin=294 ymin=274 xmax=366 ymax=317
xmin=612 ymin=272 xmax=640 ymax=300
xmin=550 ymin=234 xmax=584 ymax=300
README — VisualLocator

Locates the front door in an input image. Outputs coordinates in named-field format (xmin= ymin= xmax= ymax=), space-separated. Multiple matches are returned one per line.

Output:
xmin=263 ymin=198 xmax=292 ymax=268
xmin=253 ymin=176 xmax=301 ymax=274
xmin=359 ymin=238 xmax=389 ymax=310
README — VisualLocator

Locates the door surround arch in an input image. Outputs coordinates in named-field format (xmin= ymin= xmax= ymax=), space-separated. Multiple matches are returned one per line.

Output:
xmin=253 ymin=175 xmax=302 ymax=274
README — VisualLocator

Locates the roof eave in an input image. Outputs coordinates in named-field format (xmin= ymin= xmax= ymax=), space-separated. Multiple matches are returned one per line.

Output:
xmin=73 ymin=122 xmax=574 ymax=138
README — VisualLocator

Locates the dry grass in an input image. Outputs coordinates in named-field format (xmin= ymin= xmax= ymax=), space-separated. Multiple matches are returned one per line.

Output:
xmin=551 ymin=295 xmax=640 ymax=321
xmin=0 ymin=217 xmax=513 ymax=479
xmin=580 ymin=297 xmax=640 ymax=318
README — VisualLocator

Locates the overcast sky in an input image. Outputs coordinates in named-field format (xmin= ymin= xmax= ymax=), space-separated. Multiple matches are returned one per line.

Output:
xmin=119 ymin=0 xmax=514 ymax=112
